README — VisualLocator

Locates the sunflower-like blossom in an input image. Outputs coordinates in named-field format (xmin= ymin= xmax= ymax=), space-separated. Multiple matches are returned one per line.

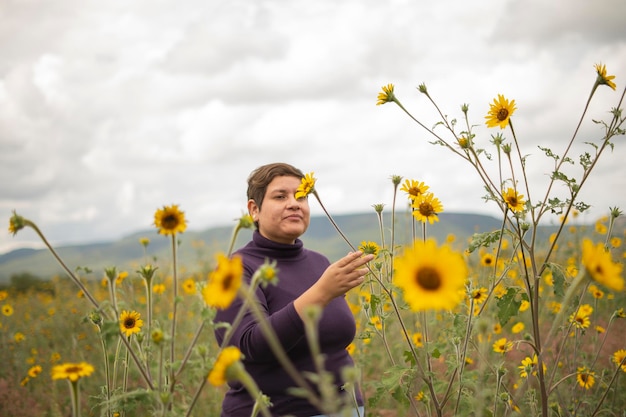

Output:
xmin=612 ymin=349 xmax=626 ymax=372
xmin=393 ymin=239 xmax=467 ymax=311
xmin=119 ymin=310 xmax=144 ymax=338
xmin=502 ymin=188 xmax=526 ymax=213
xmin=359 ymin=241 xmax=380 ymax=257
xmin=208 ymin=346 xmax=243 ymax=386
xmin=154 ymin=204 xmax=187 ymax=235
xmin=202 ymin=254 xmax=243 ymax=309
xmin=581 ymin=239 xmax=624 ymax=291
xmin=400 ymin=179 xmax=430 ymax=201
xmin=51 ymin=362 xmax=95 ymax=382
xmin=594 ymin=63 xmax=616 ymax=91
xmin=295 ymin=172 xmax=316 ymax=200
xmin=492 ymin=337 xmax=513 ymax=354
xmin=411 ymin=193 xmax=443 ymax=224
xmin=376 ymin=83 xmax=395 ymax=105
xmin=576 ymin=367 xmax=595 ymax=389
xmin=485 ymin=94 xmax=516 ymax=129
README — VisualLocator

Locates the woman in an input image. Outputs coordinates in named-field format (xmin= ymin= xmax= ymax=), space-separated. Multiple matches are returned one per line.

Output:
xmin=215 ymin=162 xmax=373 ymax=417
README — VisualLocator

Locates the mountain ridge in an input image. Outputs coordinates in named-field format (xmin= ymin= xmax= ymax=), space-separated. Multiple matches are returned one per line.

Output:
xmin=0 ymin=211 xmax=549 ymax=283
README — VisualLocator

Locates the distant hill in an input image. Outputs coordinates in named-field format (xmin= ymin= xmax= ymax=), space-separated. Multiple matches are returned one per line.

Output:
xmin=0 ymin=211 xmax=551 ymax=283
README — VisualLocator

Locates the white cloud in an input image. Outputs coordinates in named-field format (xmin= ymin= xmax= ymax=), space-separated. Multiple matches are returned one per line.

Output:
xmin=1 ymin=0 xmax=625 ymax=254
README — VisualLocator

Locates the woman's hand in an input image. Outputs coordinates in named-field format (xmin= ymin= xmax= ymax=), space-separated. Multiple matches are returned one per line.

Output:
xmin=294 ymin=251 xmax=374 ymax=317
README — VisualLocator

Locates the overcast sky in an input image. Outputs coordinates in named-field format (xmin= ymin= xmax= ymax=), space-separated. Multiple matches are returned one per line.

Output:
xmin=1 ymin=0 xmax=626 ymax=254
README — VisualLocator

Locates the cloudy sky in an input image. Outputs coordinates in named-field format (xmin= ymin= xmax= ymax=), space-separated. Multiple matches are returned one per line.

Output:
xmin=1 ymin=0 xmax=626 ymax=254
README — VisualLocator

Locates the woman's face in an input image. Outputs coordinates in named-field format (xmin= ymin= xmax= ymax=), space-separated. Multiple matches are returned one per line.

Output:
xmin=248 ymin=175 xmax=310 ymax=244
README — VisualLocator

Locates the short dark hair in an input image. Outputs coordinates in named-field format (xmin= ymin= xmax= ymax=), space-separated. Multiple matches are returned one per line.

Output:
xmin=247 ymin=163 xmax=304 ymax=209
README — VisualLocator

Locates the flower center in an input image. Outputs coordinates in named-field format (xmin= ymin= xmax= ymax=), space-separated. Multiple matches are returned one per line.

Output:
xmin=124 ymin=318 xmax=136 ymax=328
xmin=415 ymin=267 xmax=441 ymax=290
xmin=418 ymin=202 xmax=435 ymax=217
xmin=497 ymin=108 xmax=509 ymax=121
xmin=222 ymin=273 xmax=234 ymax=291
xmin=162 ymin=215 xmax=179 ymax=229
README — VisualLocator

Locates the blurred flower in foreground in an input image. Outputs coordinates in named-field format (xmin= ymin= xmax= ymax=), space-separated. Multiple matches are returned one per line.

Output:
xmin=154 ymin=204 xmax=187 ymax=235
xmin=485 ymin=94 xmax=516 ymax=129
xmin=394 ymin=239 xmax=467 ymax=311
xmin=119 ymin=310 xmax=144 ymax=338
xmin=411 ymin=193 xmax=444 ymax=224
xmin=594 ymin=63 xmax=616 ymax=90
xmin=376 ymin=83 xmax=395 ymax=105
xmin=202 ymin=254 xmax=243 ymax=309
xmin=295 ymin=172 xmax=316 ymax=199
xmin=581 ymin=239 xmax=624 ymax=291
xmin=52 ymin=362 xmax=95 ymax=382
xmin=502 ymin=188 xmax=526 ymax=213
xmin=208 ymin=346 xmax=243 ymax=386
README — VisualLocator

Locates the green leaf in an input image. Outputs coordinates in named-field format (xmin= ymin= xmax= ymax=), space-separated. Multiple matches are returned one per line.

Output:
xmin=496 ymin=287 xmax=521 ymax=326
xmin=547 ymin=263 xmax=566 ymax=298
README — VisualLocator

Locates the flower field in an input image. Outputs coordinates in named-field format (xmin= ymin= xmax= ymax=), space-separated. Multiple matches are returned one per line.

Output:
xmin=2 ymin=62 xmax=626 ymax=417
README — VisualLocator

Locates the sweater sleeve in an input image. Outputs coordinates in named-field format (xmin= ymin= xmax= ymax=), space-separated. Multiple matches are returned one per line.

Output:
xmin=216 ymin=278 xmax=306 ymax=363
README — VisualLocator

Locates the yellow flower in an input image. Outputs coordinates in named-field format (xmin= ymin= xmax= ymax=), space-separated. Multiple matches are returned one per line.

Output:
xmin=2 ymin=304 xmax=13 ymax=316
xmin=153 ymin=283 xmax=166 ymax=294
xmin=485 ymin=94 xmax=516 ymax=129
xmin=470 ymin=287 xmax=488 ymax=305
xmin=202 ymin=254 xmax=243 ymax=310
xmin=588 ymin=284 xmax=604 ymax=299
xmin=393 ymin=239 xmax=467 ymax=311
xmin=480 ymin=253 xmax=495 ymax=267
xmin=208 ymin=346 xmax=242 ymax=386
xmin=518 ymin=354 xmax=545 ymax=378
xmin=412 ymin=332 xmax=424 ymax=348
xmin=139 ymin=237 xmax=150 ymax=247
xmin=612 ymin=349 xmax=626 ymax=372
xmin=0 ymin=290 xmax=8 ymax=301
xmin=492 ymin=337 xmax=513 ymax=354
xmin=376 ymin=83 xmax=395 ymax=105
xmin=115 ymin=271 xmax=129 ymax=286
xmin=154 ymin=204 xmax=187 ymax=235
xmin=182 ymin=278 xmax=196 ymax=295
xmin=400 ymin=179 xmax=430 ymax=201
xmin=519 ymin=300 xmax=530 ymax=312
xmin=8 ymin=211 xmax=26 ymax=236
xmin=411 ymin=193 xmax=443 ymax=224
xmin=576 ymin=367 xmax=595 ymax=389
xmin=119 ymin=310 xmax=143 ymax=338
xmin=569 ymin=309 xmax=591 ymax=330
xmin=51 ymin=362 xmax=95 ymax=382
xmin=611 ymin=237 xmax=622 ymax=248
xmin=502 ymin=188 xmax=525 ymax=213
xmin=581 ymin=239 xmax=624 ymax=291
xmin=414 ymin=391 xmax=425 ymax=402
xmin=295 ymin=172 xmax=316 ymax=200
xmin=14 ymin=332 xmax=25 ymax=342
xmin=256 ymin=260 xmax=279 ymax=286
xmin=28 ymin=365 xmax=43 ymax=378
xmin=359 ymin=241 xmax=380 ymax=257
xmin=518 ymin=356 xmax=534 ymax=378
xmin=511 ymin=322 xmax=525 ymax=334
xmin=594 ymin=63 xmax=616 ymax=90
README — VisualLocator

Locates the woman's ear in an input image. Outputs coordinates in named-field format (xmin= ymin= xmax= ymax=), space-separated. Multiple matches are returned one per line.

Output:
xmin=247 ymin=199 xmax=259 ymax=221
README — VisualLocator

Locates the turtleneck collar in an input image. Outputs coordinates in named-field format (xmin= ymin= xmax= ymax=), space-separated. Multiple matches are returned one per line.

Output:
xmin=251 ymin=230 xmax=304 ymax=259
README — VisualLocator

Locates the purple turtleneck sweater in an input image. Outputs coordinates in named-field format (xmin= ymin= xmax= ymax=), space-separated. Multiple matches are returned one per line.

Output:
xmin=214 ymin=231 xmax=363 ymax=417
